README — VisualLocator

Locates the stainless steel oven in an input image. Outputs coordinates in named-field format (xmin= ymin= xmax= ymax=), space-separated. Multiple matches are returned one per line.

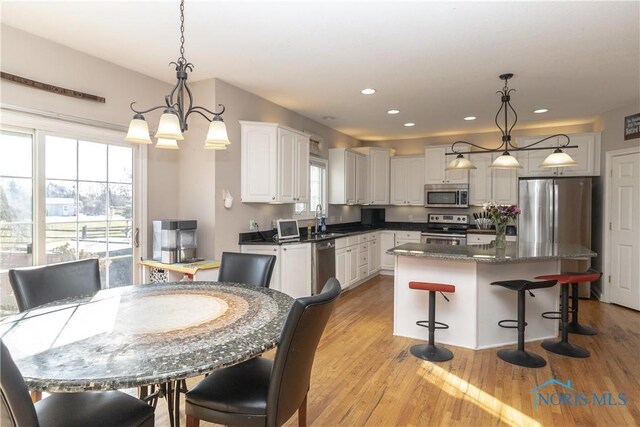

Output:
xmin=424 ymin=184 xmax=469 ymax=208
xmin=421 ymin=232 xmax=466 ymax=246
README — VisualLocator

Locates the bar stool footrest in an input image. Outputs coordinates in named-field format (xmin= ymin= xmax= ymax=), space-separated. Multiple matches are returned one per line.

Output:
xmin=541 ymin=311 xmax=562 ymax=320
xmin=498 ymin=319 xmax=527 ymax=329
xmin=416 ymin=320 xmax=449 ymax=330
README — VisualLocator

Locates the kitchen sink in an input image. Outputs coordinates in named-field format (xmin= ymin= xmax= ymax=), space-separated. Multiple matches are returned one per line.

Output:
xmin=306 ymin=232 xmax=344 ymax=240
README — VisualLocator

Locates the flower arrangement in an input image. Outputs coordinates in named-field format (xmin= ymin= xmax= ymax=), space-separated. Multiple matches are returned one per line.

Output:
xmin=482 ymin=202 xmax=521 ymax=225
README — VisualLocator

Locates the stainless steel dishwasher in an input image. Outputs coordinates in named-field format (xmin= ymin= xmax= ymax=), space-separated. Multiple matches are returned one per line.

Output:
xmin=312 ymin=239 xmax=336 ymax=295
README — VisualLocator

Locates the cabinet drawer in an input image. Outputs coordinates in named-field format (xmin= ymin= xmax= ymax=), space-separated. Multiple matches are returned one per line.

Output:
xmin=335 ymin=237 xmax=349 ymax=250
xmin=396 ymin=231 xmax=420 ymax=240
xmin=358 ymin=252 xmax=368 ymax=266
xmin=347 ymin=236 xmax=360 ymax=246
xmin=358 ymin=243 xmax=368 ymax=254
xmin=369 ymin=232 xmax=379 ymax=241
xmin=359 ymin=234 xmax=369 ymax=243
xmin=358 ymin=265 xmax=369 ymax=279
xmin=467 ymin=233 xmax=495 ymax=245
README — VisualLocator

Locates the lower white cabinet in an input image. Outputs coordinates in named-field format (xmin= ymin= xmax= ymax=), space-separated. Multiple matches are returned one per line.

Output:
xmin=240 ymin=243 xmax=311 ymax=297
xmin=380 ymin=231 xmax=396 ymax=270
xmin=335 ymin=232 xmax=381 ymax=290
xmin=368 ymin=233 xmax=381 ymax=275
xmin=394 ymin=231 xmax=421 ymax=245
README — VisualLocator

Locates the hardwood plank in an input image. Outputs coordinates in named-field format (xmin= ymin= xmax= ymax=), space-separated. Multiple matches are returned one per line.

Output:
xmin=155 ymin=275 xmax=640 ymax=426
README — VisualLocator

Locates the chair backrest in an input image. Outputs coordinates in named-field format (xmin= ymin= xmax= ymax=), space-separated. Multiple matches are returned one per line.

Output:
xmin=0 ymin=341 xmax=39 ymax=427
xmin=267 ymin=278 xmax=341 ymax=427
xmin=217 ymin=252 xmax=276 ymax=288
xmin=9 ymin=258 xmax=101 ymax=312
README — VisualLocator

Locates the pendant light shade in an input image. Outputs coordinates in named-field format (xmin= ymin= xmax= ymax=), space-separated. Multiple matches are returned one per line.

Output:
xmin=205 ymin=118 xmax=230 ymax=145
xmin=539 ymin=148 xmax=578 ymax=168
xmin=124 ymin=115 xmax=152 ymax=144
xmin=489 ymin=152 xmax=523 ymax=169
xmin=446 ymin=154 xmax=477 ymax=170
xmin=155 ymin=109 xmax=184 ymax=140
xmin=156 ymin=138 xmax=180 ymax=150
xmin=204 ymin=142 xmax=230 ymax=150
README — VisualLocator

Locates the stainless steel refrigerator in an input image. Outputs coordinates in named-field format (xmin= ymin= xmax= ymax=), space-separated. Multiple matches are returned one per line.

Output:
xmin=518 ymin=177 xmax=592 ymax=297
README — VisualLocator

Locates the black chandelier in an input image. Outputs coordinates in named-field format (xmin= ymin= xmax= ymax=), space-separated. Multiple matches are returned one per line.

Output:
xmin=446 ymin=73 xmax=577 ymax=170
xmin=124 ymin=0 xmax=229 ymax=150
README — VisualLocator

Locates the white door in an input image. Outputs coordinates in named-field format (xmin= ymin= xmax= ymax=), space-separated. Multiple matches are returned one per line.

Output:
xmin=348 ymin=247 xmax=359 ymax=285
xmin=240 ymin=245 xmax=280 ymax=291
xmin=355 ymin=153 xmax=367 ymax=204
xmin=277 ymin=129 xmax=296 ymax=203
xmin=407 ymin=157 xmax=425 ymax=205
xmin=280 ymin=244 xmax=311 ymax=298
xmin=468 ymin=153 xmax=492 ymax=206
xmin=492 ymin=152 xmax=519 ymax=205
xmin=390 ymin=158 xmax=407 ymax=205
xmin=345 ymin=151 xmax=357 ymax=204
xmin=609 ymin=151 xmax=640 ymax=310
xmin=424 ymin=146 xmax=446 ymax=184
xmin=369 ymin=149 xmax=390 ymax=204
xmin=294 ymin=133 xmax=310 ymax=203
xmin=380 ymin=231 xmax=396 ymax=269
xmin=335 ymin=247 xmax=348 ymax=290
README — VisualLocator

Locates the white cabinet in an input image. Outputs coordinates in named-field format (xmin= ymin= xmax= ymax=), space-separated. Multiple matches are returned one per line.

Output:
xmin=395 ymin=231 xmax=421 ymax=245
xmin=353 ymin=147 xmax=392 ymax=205
xmin=335 ymin=246 xmax=348 ymax=290
xmin=390 ymin=156 xmax=424 ymax=205
xmin=240 ymin=121 xmax=310 ymax=203
xmin=335 ymin=233 xmax=380 ymax=289
xmin=240 ymin=245 xmax=281 ymax=292
xmin=467 ymin=232 xmax=495 ymax=245
xmin=468 ymin=152 xmax=519 ymax=206
xmin=280 ymin=243 xmax=312 ymax=298
xmin=518 ymin=132 xmax=600 ymax=177
xmin=329 ymin=148 xmax=366 ymax=205
xmin=380 ymin=231 xmax=396 ymax=270
xmin=424 ymin=145 xmax=469 ymax=184
xmin=368 ymin=233 xmax=380 ymax=275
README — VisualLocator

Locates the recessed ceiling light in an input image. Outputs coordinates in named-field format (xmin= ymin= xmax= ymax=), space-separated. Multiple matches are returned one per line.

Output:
xmin=534 ymin=108 xmax=549 ymax=114
xmin=404 ymin=122 xmax=415 ymax=127
xmin=464 ymin=116 xmax=477 ymax=121
xmin=322 ymin=116 xmax=336 ymax=120
xmin=387 ymin=109 xmax=400 ymax=115
xmin=361 ymin=88 xmax=376 ymax=95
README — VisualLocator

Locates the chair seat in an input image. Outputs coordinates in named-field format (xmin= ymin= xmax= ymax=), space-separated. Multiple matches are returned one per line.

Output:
xmin=490 ymin=279 xmax=557 ymax=291
xmin=536 ymin=271 xmax=602 ymax=285
xmin=35 ymin=391 xmax=154 ymax=427
xmin=186 ymin=357 xmax=272 ymax=417
xmin=409 ymin=281 xmax=455 ymax=293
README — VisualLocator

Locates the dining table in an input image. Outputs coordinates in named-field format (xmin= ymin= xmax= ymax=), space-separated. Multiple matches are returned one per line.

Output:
xmin=0 ymin=281 xmax=294 ymax=427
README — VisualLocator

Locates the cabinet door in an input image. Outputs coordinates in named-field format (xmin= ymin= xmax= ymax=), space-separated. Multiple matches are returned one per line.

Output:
xmin=295 ymin=133 xmax=310 ymax=202
xmin=558 ymin=133 xmax=598 ymax=176
xmin=280 ymin=244 xmax=311 ymax=298
xmin=348 ymin=247 xmax=359 ymax=284
xmin=445 ymin=146 xmax=469 ymax=184
xmin=369 ymin=149 xmax=390 ymax=204
xmin=335 ymin=247 xmax=348 ymax=290
xmin=390 ymin=158 xmax=407 ymax=205
xmin=492 ymin=152 xmax=519 ymax=205
xmin=345 ymin=151 xmax=357 ymax=204
xmin=424 ymin=146 xmax=447 ymax=184
xmin=368 ymin=238 xmax=379 ymax=275
xmin=277 ymin=129 xmax=296 ymax=203
xmin=519 ymin=137 xmax=557 ymax=177
xmin=407 ymin=157 xmax=425 ymax=205
xmin=468 ymin=153 xmax=492 ymax=205
xmin=240 ymin=245 xmax=280 ymax=291
xmin=380 ymin=231 xmax=396 ymax=269
xmin=355 ymin=153 xmax=367 ymax=204
xmin=241 ymin=123 xmax=278 ymax=202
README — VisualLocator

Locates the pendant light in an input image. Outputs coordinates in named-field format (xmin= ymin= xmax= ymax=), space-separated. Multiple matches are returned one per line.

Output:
xmin=124 ymin=0 xmax=230 ymax=150
xmin=446 ymin=74 xmax=577 ymax=170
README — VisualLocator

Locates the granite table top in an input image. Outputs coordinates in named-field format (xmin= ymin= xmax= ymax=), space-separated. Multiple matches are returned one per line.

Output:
xmin=0 ymin=282 xmax=294 ymax=392
xmin=387 ymin=242 xmax=596 ymax=263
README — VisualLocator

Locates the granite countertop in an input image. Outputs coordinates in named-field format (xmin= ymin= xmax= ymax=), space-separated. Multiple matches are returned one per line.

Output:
xmin=0 ymin=282 xmax=294 ymax=392
xmin=387 ymin=242 xmax=596 ymax=263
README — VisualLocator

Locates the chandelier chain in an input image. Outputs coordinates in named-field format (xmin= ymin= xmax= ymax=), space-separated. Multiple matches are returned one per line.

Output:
xmin=179 ymin=0 xmax=186 ymax=63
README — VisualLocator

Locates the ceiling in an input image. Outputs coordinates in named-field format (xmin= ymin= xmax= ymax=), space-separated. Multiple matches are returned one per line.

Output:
xmin=1 ymin=1 xmax=639 ymax=141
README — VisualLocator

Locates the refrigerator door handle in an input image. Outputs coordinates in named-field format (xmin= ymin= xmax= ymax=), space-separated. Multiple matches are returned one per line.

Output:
xmin=546 ymin=180 xmax=555 ymax=244
xmin=553 ymin=181 xmax=559 ymax=243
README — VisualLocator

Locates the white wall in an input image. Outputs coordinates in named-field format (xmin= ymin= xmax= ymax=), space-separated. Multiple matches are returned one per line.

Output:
xmin=0 ymin=25 xmax=181 ymax=257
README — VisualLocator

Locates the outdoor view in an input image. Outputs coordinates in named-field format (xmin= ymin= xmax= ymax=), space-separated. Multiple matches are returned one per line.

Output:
xmin=0 ymin=131 xmax=134 ymax=316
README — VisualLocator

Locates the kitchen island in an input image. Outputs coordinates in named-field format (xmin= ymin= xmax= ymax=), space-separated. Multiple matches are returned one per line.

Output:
xmin=389 ymin=242 xmax=596 ymax=350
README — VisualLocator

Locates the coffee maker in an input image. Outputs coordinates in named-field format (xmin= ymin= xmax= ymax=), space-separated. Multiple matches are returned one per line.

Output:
xmin=152 ymin=220 xmax=197 ymax=263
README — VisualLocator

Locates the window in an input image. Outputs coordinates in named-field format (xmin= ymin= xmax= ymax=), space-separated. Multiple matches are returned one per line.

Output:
xmin=294 ymin=158 xmax=327 ymax=220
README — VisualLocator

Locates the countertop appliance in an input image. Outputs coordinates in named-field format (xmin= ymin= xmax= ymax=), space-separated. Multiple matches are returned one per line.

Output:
xmin=420 ymin=214 xmax=469 ymax=245
xmin=276 ymin=219 xmax=300 ymax=242
xmin=312 ymin=239 xmax=336 ymax=295
xmin=519 ymin=177 xmax=593 ymax=297
xmin=152 ymin=220 xmax=197 ymax=263
xmin=361 ymin=208 xmax=385 ymax=227
xmin=424 ymin=184 xmax=469 ymax=208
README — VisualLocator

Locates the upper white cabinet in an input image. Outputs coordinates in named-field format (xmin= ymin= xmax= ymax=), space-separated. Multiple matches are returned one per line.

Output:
xmin=353 ymin=147 xmax=393 ymax=205
xmin=424 ymin=145 xmax=469 ymax=184
xmin=329 ymin=148 xmax=367 ymax=205
xmin=468 ymin=152 xmax=519 ymax=206
xmin=240 ymin=121 xmax=310 ymax=203
xmin=390 ymin=156 xmax=424 ymax=205
xmin=517 ymin=132 xmax=601 ymax=177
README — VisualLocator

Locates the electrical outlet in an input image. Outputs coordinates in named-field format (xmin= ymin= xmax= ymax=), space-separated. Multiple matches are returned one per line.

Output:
xmin=408 ymin=215 xmax=413 ymax=221
xmin=249 ymin=220 xmax=258 ymax=231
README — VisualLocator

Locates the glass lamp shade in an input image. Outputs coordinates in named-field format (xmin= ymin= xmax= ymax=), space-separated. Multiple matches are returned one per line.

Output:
xmin=155 ymin=138 xmax=179 ymax=150
xmin=154 ymin=111 xmax=184 ymax=140
xmin=204 ymin=142 xmax=229 ymax=150
xmin=205 ymin=119 xmax=230 ymax=145
xmin=539 ymin=149 xmax=577 ymax=168
xmin=446 ymin=154 xmax=477 ymax=170
xmin=489 ymin=152 xmax=523 ymax=169
xmin=124 ymin=117 xmax=152 ymax=144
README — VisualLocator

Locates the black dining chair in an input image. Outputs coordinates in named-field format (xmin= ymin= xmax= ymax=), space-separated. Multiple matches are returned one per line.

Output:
xmin=184 ymin=277 xmax=341 ymax=427
xmin=8 ymin=258 xmax=102 ymax=312
xmin=0 ymin=340 xmax=155 ymax=427
xmin=217 ymin=252 xmax=276 ymax=288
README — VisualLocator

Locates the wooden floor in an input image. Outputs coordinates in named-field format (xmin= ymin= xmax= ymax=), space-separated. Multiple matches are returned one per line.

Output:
xmin=157 ymin=275 xmax=640 ymax=426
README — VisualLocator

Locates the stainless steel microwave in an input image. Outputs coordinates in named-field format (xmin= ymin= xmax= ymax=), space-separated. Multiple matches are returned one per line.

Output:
xmin=424 ymin=184 xmax=469 ymax=208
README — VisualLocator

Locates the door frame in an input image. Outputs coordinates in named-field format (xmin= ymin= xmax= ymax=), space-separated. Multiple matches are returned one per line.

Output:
xmin=602 ymin=145 xmax=640 ymax=304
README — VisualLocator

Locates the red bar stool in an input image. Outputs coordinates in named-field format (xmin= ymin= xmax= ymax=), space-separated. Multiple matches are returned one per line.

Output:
xmin=408 ymin=281 xmax=455 ymax=362
xmin=536 ymin=269 xmax=602 ymax=358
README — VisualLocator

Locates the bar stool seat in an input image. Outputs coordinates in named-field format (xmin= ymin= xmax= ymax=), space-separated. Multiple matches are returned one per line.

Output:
xmin=409 ymin=281 xmax=455 ymax=362
xmin=536 ymin=269 xmax=602 ymax=358
xmin=491 ymin=279 xmax=557 ymax=368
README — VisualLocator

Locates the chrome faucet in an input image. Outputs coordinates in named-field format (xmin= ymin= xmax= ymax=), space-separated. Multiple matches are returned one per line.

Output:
xmin=314 ymin=204 xmax=323 ymax=234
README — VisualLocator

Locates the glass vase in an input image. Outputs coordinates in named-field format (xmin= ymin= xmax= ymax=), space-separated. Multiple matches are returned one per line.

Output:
xmin=495 ymin=221 xmax=507 ymax=249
